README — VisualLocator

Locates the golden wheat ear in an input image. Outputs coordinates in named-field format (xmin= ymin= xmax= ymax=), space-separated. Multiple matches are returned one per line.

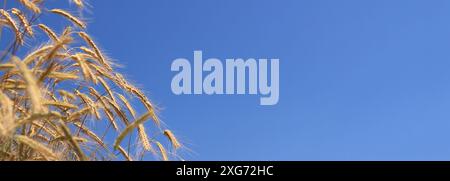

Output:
xmin=18 ymin=0 xmax=41 ymax=14
xmin=0 ymin=91 xmax=14 ymax=137
xmin=0 ymin=18 xmax=9 ymax=26
xmin=164 ymin=130 xmax=182 ymax=150
xmin=13 ymin=57 xmax=45 ymax=114
xmin=117 ymin=146 xmax=133 ymax=161
xmin=0 ymin=0 xmax=179 ymax=161
xmin=72 ymin=0 xmax=84 ymax=9
xmin=50 ymin=9 xmax=86 ymax=29
xmin=15 ymin=135 xmax=57 ymax=161
xmin=156 ymin=141 xmax=168 ymax=161
xmin=114 ymin=112 xmax=152 ymax=149
xmin=78 ymin=32 xmax=113 ymax=71
xmin=11 ymin=8 xmax=34 ymax=37
xmin=38 ymin=24 xmax=59 ymax=42
xmin=0 ymin=9 xmax=24 ymax=45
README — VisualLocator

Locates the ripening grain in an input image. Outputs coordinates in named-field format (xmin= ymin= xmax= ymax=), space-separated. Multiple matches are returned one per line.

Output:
xmin=50 ymin=9 xmax=86 ymax=29
xmin=0 ymin=1 xmax=181 ymax=161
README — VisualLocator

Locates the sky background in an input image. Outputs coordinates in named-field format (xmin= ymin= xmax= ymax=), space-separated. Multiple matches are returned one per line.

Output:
xmin=14 ymin=0 xmax=450 ymax=160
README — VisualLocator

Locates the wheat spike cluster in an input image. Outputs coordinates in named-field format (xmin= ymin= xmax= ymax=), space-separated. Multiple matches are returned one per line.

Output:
xmin=0 ymin=0 xmax=181 ymax=161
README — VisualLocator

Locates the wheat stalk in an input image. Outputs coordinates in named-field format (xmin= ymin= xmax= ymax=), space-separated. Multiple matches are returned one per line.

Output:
xmin=156 ymin=141 xmax=168 ymax=161
xmin=50 ymin=9 xmax=86 ymax=29
xmin=11 ymin=8 xmax=33 ymax=36
xmin=164 ymin=130 xmax=181 ymax=150
xmin=38 ymin=24 xmax=59 ymax=42
xmin=18 ymin=0 xmax=41 ymax=14
xmin=0 ymin=91 xmax=14 ymax=137
xmin=58 ymin=121 xmax=87 ymax=161
xmin=13 ymin=57 xmax=45 ymax=114
xmin=72 ymin=0 xmax=84 ymax=9
xmin=15 ymin=135 xmax=57 ymax=160
xmin=114 ymin=112 xmax=152 ymax=149
xmin=78 ymin=32 xmax=113 ymax=71
xmin=0 ymin=1 xmax=181 ymax=161
xmin=0 ymin=9 xmax=23 ymax=45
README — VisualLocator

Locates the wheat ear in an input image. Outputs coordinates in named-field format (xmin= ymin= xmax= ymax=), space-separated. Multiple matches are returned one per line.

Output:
xmin=50 ymin=9 xmax=86 ymax=29
xmin=0 ymin=9 xmax=23 ymax=45
xmin=164 ymin=130 xmax=181 ymax=150
xmin=73 ymin=0 xmax=84 ymax=8
xmin=15 ymin=135 xmax=57 ymax=160
xmin=117 ymin=146 xmax=133 ymax=161
xmin=59 ymin=122 xmax=87 ymax=161
xmin=13 ymin=57 xmax=45 ymax=114
xmin=78 ymin=32 xmax=113 ymax=71
xmin=114 ymin=112 xmax=152 ymax=149
xmin=38 ymin=24 xmax=59 ymax=42
xmin=18 ymin=0 xmax=41 ymax=14
xmin=156 ymin=141 xmax=168 ymax=161
xmin=11 ymin=8 xmax=33 ymax=36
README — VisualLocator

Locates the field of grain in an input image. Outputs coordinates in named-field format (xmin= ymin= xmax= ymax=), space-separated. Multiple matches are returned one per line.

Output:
xmin=0 ymin=0 xmax=181 ymax=161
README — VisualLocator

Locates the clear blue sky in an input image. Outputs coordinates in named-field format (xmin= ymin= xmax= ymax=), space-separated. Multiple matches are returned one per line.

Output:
xmin=39 ymin=0 xmax=450 ymax=160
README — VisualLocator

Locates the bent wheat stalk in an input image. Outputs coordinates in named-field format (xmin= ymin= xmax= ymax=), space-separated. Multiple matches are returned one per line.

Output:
xmin=114 ymin=112 xmax=152 ymax=149
xmin=0 ymin=9 xmax=23 ymax=45
xmin=18 ymin=0 xmax=41 ymax=14
xmin=49 ymin=9 xmax=86 ymax=29
xmin=15 ymin=135 xmax=57 ymax=160
xmin=11 ymin=8 xmax=33 ymax=36
xmin=0 ymin=0 xmax=182 ymax=161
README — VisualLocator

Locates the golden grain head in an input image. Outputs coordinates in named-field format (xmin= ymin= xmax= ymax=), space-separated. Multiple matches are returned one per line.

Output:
xmin=38 ymin=24 xmax=59 ymax=42
xmin=0 ymin=1 xmax=177 ymax=161
xmin=15 ymin=135 xmax=57 ymax=160
xmin=114 ymin=112 xmax=152 ymax=149
xmin=0 ymin=9 xmax=23 ymax=45
xmin=13 ymin=57 xmax=45 ymax=114
xmin=78 ymin=32 xmax=113 ymax=71
xmin=156 ymin=141 xmax=168 ymax=161
xmin=73 ymin=0 xmax=84 ymax=8
xmin=164 ymin=130 xmax=182 ymax=150
xmin=18 ymin=0 xmax=41 ymax=14
xmin=11 ymin=8 xmax=34 ymax=36
xmin=0 ymin=91 xmax=15 ymax=137
xmin=50 ymin=9 xmax=86 ymax=29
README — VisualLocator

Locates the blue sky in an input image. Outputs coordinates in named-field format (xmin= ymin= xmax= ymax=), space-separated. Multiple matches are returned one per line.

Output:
xmin=89 ymin=0 xmax=450 ymax=161
xmin=7 ymin=0 xmax=450 ymax=160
